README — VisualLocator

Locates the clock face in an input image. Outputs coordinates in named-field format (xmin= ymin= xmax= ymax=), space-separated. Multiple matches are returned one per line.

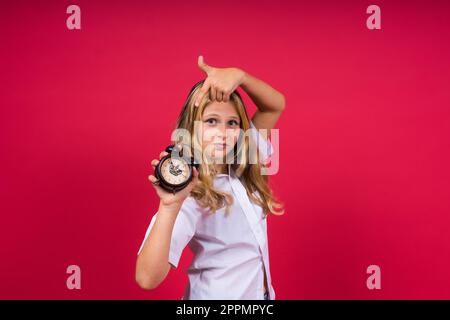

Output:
xmin=160 ymin=157 xmax=191 ymax=186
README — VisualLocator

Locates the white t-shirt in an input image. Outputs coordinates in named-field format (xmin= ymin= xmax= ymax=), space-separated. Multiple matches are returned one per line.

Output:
xmin=137 ymin=121 xmax=275 ymax=300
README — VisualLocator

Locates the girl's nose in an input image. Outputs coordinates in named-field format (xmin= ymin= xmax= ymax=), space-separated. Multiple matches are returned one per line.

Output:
xmin=215 ymin=124 xmax=227 ymax=139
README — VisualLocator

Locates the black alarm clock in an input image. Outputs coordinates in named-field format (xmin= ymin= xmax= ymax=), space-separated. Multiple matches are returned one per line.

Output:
xmin=154 ymin=144 xmax=199 ymax=194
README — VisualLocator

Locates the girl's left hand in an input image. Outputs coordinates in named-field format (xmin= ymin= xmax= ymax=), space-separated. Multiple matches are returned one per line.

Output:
xmin=194 ymin=55 xmax=246 ymax=106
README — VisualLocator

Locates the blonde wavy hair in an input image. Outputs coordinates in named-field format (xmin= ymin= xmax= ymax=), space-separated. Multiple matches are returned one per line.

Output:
xmin=173 ymin=79 xmax=284 ymax=216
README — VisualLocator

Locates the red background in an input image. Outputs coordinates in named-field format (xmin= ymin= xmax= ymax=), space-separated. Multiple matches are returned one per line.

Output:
xmin=1 ymin=0 xmax=449 ymax=299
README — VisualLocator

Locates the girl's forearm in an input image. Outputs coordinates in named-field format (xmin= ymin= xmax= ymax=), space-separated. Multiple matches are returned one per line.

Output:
xmin=135 ymin=202 xmax=181 ymax=290
xmin=240 ymin=71 xmax=285 ymax=113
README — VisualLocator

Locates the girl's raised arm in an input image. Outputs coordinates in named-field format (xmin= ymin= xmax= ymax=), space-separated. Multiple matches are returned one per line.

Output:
xmin=240 ymin=72 xmax=285 ymax=131
xmin=194 ymin=55 xmax=285 ymax=131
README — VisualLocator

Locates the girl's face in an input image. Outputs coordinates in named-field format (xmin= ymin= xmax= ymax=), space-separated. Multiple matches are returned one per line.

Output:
xmin=198 ymin=101 xmax=241 ymax=162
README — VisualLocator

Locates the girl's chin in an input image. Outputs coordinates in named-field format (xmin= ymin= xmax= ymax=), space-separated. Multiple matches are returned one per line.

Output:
xmin=204 ymin=147 xmax=235 ymax=163
xmin=206 ymin=152 xmax=232 ymax=163
xmin=208 ymin=154 xmax=225 ymax=161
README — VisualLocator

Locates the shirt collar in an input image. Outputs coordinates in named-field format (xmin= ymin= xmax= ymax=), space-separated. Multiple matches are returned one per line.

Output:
xmin=214 ymin=163 xmax=234 ymax=181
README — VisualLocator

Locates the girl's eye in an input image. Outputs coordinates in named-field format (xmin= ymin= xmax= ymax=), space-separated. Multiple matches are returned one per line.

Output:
xmin=228 ymin=120 xmax=239 ymax=126
xmin=205 ymin=118 xmax=217 ymax=125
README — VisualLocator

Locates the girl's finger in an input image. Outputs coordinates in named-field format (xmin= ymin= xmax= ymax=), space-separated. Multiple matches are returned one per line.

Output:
xmin=148 ymin=175 xmax=160 ymax=186
xmin=194 ymin=79 xmax=211 ymax=107
xmin=197 ymin=55 xmax=212 ymax=74
xmin=151 ymin=159 xmax=159 ymax=168
xmin=223 ymin=92 xmax=230 ymax=102
xmin=159 ymin=151 xmax=169 ymax=159
xmin=210 ymin=86 xmax=217 ymax=101
xmin=217 ymin=91 xmax=223 ymax=102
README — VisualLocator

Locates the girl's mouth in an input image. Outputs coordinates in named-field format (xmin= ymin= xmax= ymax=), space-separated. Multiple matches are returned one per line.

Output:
xmin=213 ymin=143 xmax=228 ymax=150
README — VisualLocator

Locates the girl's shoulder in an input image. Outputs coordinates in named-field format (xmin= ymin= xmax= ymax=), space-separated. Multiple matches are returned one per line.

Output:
xmin=181 ymin=195 xmax=211 ymax=215
xmin=181 ymin=195 xmax=199 ymax=210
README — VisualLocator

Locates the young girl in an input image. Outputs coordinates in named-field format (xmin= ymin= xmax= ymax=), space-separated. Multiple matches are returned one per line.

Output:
xmin=136 ymin=56 xmax=285 ymax=300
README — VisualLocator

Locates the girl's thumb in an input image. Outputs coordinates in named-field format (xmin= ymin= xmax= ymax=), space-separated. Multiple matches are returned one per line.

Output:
xmin=198 ymin=55 xmax=210 ymax=72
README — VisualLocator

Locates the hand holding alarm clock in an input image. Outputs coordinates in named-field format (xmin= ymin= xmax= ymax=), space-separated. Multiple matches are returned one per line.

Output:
xmin=149 ymin=145 xmax=200 ymax=207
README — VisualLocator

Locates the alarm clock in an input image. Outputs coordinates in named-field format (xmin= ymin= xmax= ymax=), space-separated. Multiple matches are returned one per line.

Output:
xmin=154 ymin=144 xmax=199 ymax=194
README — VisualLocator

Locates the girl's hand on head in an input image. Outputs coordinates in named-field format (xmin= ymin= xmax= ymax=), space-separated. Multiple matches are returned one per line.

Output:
xmin=194 ymin=55 xmax=246 ymax=107
xmin=148 ymin=150 xmax=199 ymax=208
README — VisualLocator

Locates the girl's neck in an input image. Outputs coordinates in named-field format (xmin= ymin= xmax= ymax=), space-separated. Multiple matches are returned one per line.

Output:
xmin=214 ymin=164 xmax=228 ymax=175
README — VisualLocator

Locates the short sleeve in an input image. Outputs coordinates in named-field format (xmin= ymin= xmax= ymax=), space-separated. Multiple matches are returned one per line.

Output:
xmin=249 ymin=120 xmax=274 ymax=163
xmin=137 ymin=197 xmax=199 ymax=268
